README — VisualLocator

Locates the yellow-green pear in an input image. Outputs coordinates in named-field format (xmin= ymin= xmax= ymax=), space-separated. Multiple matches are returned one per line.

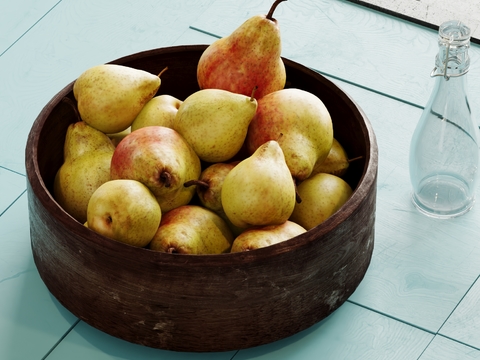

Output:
xmin=230 ymin=220 xmax=306 ymax=252
xmin=53 ymin=121 xmax=115 ymax=223
xmin=173 ymin=88 xmax=258 ymax=163
xmin=108 ymin=127 xmax=131 ymax=147
xmin=290 ymin=173 xmax=353 ymax=230
xmin=312 ymin=138 xmax=351 ymax=177
xmin=221 ymin=140 xmax=296 ymax=228
xmin=73 ymin=64 xmax=163 ymax=134
xmin=131 ymin=94 xmax=182 ymax=131
xmin=246 ymin=88 xmax=333 ymax=181
xmin=63 ymin=121 xmax=115 ymax=160
xmin=87 ymin=179 xmax=161 ymax=248
xmin=149 ymin=205 xmax=233 ymax=254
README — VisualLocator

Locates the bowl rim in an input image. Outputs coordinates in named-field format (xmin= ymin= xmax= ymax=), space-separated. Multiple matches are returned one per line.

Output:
xmin=25 ymin=44 xmax=378 ymax=267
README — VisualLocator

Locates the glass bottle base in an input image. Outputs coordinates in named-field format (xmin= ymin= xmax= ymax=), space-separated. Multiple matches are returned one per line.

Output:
xmin=411 ymin=175 xmax=475 ymax=219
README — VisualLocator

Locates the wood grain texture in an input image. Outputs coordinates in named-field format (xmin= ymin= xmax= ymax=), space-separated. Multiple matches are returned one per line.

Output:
xmin=190 ymin=0 xmax=480 ymax=124
xmin=25 ymin=46 xmax=377 ymax=352
xmin=0 ymin=168 xmax=26 ymax=215
xmin=419 ymin=335 xmax=480 ymax=360
xmin=0 ymin=0 xmax=60 ymax=54
xmin=0 ymin=193 xmax=77 ymax=360
xmin=0 ymin=0 xmax=217 ymax=174
xmin=46 ymin=321 xmax=236 ymax=360
xmin=328 ymin=78 xmax=480 ymax=333
xmin=439 ymin=277 xmax=480 ymax=349
xmin=234 ymin=301 xmax=433 ymax=360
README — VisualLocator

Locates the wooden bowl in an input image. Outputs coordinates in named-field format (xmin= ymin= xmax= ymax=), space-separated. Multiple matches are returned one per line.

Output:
xmin=25 ymin=45 xmax=378 ymax=352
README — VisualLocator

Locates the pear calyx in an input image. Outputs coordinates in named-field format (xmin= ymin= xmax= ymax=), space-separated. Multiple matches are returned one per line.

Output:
xmin=160 ymin=171 xmax=173 ymax=188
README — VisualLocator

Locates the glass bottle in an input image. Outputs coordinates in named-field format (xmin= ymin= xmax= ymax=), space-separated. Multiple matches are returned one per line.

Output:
xmin=409 ymin=20 xmax=480 ymax=219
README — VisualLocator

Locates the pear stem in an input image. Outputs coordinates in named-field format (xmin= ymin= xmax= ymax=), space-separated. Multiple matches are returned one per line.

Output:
xmin=160 ymin=171 xmax=172 ymax=188
xmin=158 ymin=66 xmax=168 ymax=78
xmin=266 ymin=0 xmax=287 ymax=21
xmin=250 ymin=86 xmax=258 ymax=101
xmin=183 ymin=179 xmax=210 ymax=190
xmin=348 ymin=155 xmax=364 ymax=163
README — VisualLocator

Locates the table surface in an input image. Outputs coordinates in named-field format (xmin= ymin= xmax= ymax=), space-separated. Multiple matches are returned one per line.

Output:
xmin=1 ymin=0 xmax=480 ymax=359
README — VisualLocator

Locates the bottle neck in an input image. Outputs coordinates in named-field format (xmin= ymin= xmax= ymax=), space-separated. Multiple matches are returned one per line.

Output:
xmin=431 ymin=39 xmax=470 ymax=79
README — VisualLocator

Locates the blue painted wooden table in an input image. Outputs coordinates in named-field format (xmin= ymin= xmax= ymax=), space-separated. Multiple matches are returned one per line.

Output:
xmin=1 ymin=0 xmax=480 ymax=359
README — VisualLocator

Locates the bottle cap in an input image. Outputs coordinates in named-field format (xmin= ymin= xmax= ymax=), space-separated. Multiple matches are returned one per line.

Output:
xmin=439 ymin=20 xmax=471 ymax=46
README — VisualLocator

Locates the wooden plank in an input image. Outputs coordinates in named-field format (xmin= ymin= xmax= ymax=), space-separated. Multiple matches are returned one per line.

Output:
xmin=439 ymin=277 xmax=480 ymax=349
xmin=0 ymin=0 xmax=217 ymax=174
xmin=0 ymin=168 xmax=26 ymax=215
xmin=0 ymin=193 xmax=78 ymax=360
xmin=45 ymin=320 xmax=236 ymax=360
xmin=0 ymin=0 xmax=60 ymax=54
xmin=349 ymin=0 xmax=480 ymax=41
xmin=233 ymin=301 xmax=432 ymax=360
xmin=327 ymin=78 xmax=480 ymax=333
xmin=190 ymin=0 xmax=480 ymax=124
xmin=419 ymin=335 xmax=480 ymax=359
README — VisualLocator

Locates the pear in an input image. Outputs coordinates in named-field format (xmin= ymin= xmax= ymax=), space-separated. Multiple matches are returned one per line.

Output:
xmin=63 ymin=120 xmax=115 ymax=159
xmin=53 ymin=121 xmax=115 ymax=223
xmin=188 ymin=162 xmax=237 ymax=213
xmin=131 ymin=94 xmax=182 ymax=131
xmin=184 ymin=162 xmax=244 ymax=236
xmin=73 ymin=64 xmax=165 ymax=134
xmin=230 ymin=220 xmax=306 ymax=252
xmin=197 ymin=0 xmax=287 ymax=99
xmin=173 ymin=88 xmax=258 ymax=163
xmin=289 ymin=173 xmax=353 ymax=230
xmin=246 ymin=88 xmax=333 ymax=182
xmin=87 ymin=179 xmax=161 ymax=248
xmin=221 ymin=140 xmax=296 ymax=228
xmin=110 ymin=126 xmax=201 ymax=213
xmin=107 ymin=127 xmax=131 ymax=147
xmin=311 ymin=138 xmax=352 ymax=177
xmin=149 ymin=205 xmax=234 ymax=254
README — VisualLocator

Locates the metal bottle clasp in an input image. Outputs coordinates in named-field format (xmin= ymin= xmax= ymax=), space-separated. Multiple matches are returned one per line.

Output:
xmin=430 ymin=39 xmax=468 ymax=80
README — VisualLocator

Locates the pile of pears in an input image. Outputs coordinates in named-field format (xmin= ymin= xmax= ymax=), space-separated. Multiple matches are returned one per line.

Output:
xmin=53 ymin=0 xmax=356 ymax=255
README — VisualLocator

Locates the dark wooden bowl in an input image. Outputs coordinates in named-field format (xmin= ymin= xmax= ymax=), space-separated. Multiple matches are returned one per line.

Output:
xmin=25 ymin=45 xmax=378 ymax=352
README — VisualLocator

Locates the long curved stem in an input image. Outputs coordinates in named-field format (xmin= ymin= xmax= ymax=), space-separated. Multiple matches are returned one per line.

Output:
xmin=266 ymin=0 xmax=287 ymax=20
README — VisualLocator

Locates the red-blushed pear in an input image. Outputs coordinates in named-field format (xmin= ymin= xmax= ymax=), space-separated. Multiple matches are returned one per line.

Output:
xmin=221 ymin=140 xmax=296 ymax=229
xmin=131 ymin=94 xmax=182 ymax=131
xmin=110 ymin=126 xmax=201 ymax=213
xmin=197 ymin=0 xmax=287 ymax=99
xmin=246 ymin=88 xmax=333 ymax=182
xmin=186 ymin=162 xmax=237 ymax=214
xmin=289 ymin=173 xmax=353 ymax=230
xmin=230 ymin=220 xmax=306 ymax=253
xmin=73 ymin=65 xmax=167 ymax=134
xmin=53 ymin=121 xmax=115 ymax=224
xmin=87 ymin=179 xmax=161 ymax=248
xmin=184 ymin=162 xmax=244 ymax=236
xmin=149 ymin=205 xmax=234 ymax=254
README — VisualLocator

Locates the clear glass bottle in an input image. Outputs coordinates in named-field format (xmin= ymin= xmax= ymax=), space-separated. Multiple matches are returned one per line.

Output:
xmin=409 ymin=20 xmax=480 ymax=219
